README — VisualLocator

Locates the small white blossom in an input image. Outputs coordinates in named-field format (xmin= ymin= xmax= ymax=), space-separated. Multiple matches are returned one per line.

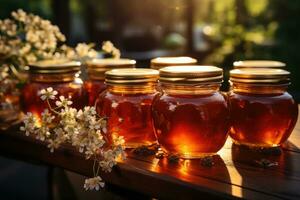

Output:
xmin=41 ymin=109 xmax=55 ymax=124
xmin=102 ymin=41 xmax=121 ymax=58
xmin=39 ymin=87 xmax=58 ymax=100
xmin=56 ymin=96 xmax=72 ymax=107
xmin=20 ymin=112 xmax=37 ymax=136
xmin=84 ymin=176 xmax=104 ymax=191
xmin=75 ymin=43 xmax=97 ymax=58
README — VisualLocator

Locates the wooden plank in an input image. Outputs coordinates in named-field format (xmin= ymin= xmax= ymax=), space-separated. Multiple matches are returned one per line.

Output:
xmin=0 ymin=128 xmax=283 ymax=200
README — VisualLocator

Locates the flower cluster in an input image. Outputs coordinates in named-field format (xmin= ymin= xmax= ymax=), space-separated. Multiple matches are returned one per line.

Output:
xmin=102 ymin=41 xmax=121 ymax=59
xmin=20 ymin=87 xmax=125 ymax=190
xmin=0 ymin=9 xmax=121 ymax=121
xmin=0 ymin=9 xmax=66 ymax=66
xmin=0 ymin=9 xmax=121 ymax=70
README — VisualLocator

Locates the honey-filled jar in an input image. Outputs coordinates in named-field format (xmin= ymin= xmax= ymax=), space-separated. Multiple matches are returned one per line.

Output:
xmin=85 ymin=58 xmax=136 ymax=106
xmin=22 ymin=59 xmax=87 ymax=119
xmin=150 ymin=56 xmax=197 ymax=70
xmin=233 ymin=60 xmax=286 ymax=69
xmin=229 ymin=68 xmax=298 ymax=147
xmin=152 ymin=66 xmax=230 ymax=158
xmin=96 ymin=68 xmax=159 ymax=148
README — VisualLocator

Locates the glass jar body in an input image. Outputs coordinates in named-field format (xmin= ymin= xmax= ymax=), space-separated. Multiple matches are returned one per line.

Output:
xmin=84 ymin=79 xmax=106 ymax=106
xmin=96 ymin=85 xmax=158 ymax=148
xmin=22 ymin=73 xmax=87 ymax=119
xmin=229 ymin=84 xmax=298 ymax=147
xmin=152 ymin=84 xmax=230 ymax=158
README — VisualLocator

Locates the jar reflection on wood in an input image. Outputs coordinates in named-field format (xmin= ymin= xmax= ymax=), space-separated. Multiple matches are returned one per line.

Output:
xmin=229 ymin=68 xmax=298 ymax=147
xmin=152 ymin=66 xmax=230 ymax=159
xmin=21 ymin=59 xmax=87 ymax=120
xmin=96 ymin=68 xmax=159 ymax=148
xmin=150 ymin=56 xmax=197 ymax=70
xmin=84 ymin=58 xmax=136 ymax=106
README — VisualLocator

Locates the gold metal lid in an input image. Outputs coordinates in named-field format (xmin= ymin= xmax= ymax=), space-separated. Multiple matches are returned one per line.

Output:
xmin=159 ymin=65 xmax=223 ymax=85
xmin=150 ymin=56 xmax=197 ymax=69
xmin=233 ymin=60 xmax=286 ymax=68
xmin=105 ymin=68 xmax=159 ymax=85
xmin=29 ymin=59 xmax=81 ymax=74
xmin=86 ymin=58 xmax=136 ymax=80
xmin=230 ymin=68 xmax=290 ymax=84
xmin=86 ymin=58 xmax=136 ymax=69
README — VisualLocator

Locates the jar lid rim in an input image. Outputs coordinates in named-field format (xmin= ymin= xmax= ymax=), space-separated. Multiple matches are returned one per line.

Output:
xmin=86 ymin=58 xmax=136 ymax=67
xmin=28 ymin=59 xmax=81 ymax=74
xmin=151 ymin=56 xmax=197 ymax=64
xmin=105 ymin=68 xmax=159 ymax=85
xmin=230 ymin=68 xmax=290 ymax=84
xmin=233 ymin=60 xmax=286 ymax=68
xmin=159 ymin=65 xmax=223 ymax=84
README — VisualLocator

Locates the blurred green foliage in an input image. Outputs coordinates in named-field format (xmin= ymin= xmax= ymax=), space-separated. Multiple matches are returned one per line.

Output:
xmin=195 ymin=0 xmax=300 ymax=92
xmin=0 ymin=0 xmax=52 ymax=19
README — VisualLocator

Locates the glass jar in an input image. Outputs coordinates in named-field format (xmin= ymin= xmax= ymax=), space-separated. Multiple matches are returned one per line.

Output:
xmin=22 ymin=59 xmax=87 ymax=120
xmin=233 ymin=60 xmax=286 ymax=69
xmin=85 ymin=58 xmax=136 ymax=106
xmin=96 ymin=68 xmax=159 ymax=148
xmin=150 ymin=56 xmax=197 ymax=70
xmin=229 ymin=68 xmax=298 ymax=147
xmin=152 ymin=66 xmax=230 ymax=158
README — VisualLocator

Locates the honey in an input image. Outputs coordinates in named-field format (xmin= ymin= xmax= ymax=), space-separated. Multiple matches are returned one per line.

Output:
xmin=150 ymin=56 xmax=197 ymax=70
xmin=22 ymin=60 xmax=87 ymax=120
xmin=96 ymin=68 xmax=159 ymax=148
xmin=85 ymin=58 xmax=136 ymax=106
xmin=152 ymin=66 xmax=230 ymax=158
xmin=229 ymin=68 xmax=298 ymax=147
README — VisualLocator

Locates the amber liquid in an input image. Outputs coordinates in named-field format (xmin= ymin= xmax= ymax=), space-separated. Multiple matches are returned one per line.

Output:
xmin=152 ymin=92 xmax=230 ymax=158
xmin=229 ymin=91 xmax=298 ymax=147
xmin=22 ymin=79 xmax=87 ymax=120
xmin=96 ymin=89 xmax=157 ymax=148
xmin=84 ymin=80 xmax=106 ymax=106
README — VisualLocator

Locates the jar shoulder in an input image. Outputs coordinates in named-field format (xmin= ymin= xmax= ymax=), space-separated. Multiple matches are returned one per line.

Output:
xmin=99 ymin=90 xmax=158 ymax=101
xmin=229 ymin=91 xmax=296 ymax=102
xmin=154 ymin=91 xmax=228 ymax=104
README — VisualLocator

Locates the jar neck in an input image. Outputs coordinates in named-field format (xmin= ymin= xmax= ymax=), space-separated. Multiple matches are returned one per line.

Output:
xmin=161 ymin=83 xmax=220 ymax=95
xmin=231 ymin=82 xmax=288 ymax=95
xmin=29 ymin=72 xmax=77 ymax=83
xmin=107 ymin=83 xmax=157 ymax=94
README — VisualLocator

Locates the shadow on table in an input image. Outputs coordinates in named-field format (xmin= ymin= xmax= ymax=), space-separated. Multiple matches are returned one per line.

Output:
xmin=231 ymin=143 xmax=295 ymax=199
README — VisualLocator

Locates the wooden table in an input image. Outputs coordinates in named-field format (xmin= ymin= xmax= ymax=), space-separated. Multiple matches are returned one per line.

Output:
xmin=0 ymin=109 xmax=299 ymax=200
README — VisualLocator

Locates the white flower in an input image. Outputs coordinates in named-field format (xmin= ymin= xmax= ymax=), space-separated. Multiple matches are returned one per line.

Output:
xmin=11 ymin=9 xmax=27 ymax=22
xmin=84 ymin=176 xmax=104 ymax=191
xmin=47 ymin=139 xmax=60 ymax=153
xmin=20 ymin=112 xmax=37 ymax=136
xmin=39 ymin=87 xmax=58 ymax=100
xmin=75 ymin=43 xmax=97 ymax=58
xmin=41 ymin=109 xmax=55 ymax=124
xmin=56 ymin=96 xmax=72 ymax=107
xmin=88 ymin=118 xmax=100 ymax=130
